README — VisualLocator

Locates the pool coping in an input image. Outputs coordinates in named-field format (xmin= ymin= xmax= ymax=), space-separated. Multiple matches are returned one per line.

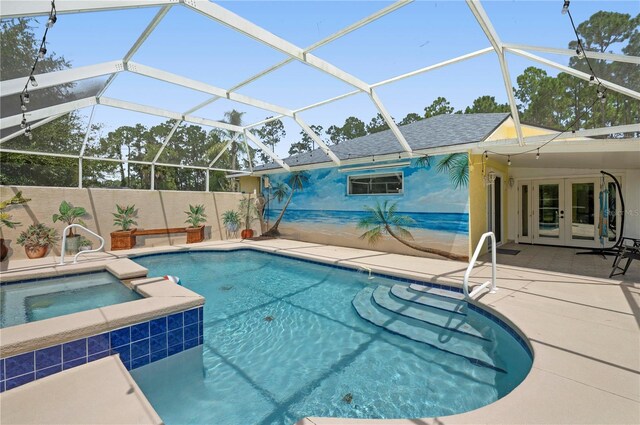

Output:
xmin=0 ymin=239 xmax=638 ymax=424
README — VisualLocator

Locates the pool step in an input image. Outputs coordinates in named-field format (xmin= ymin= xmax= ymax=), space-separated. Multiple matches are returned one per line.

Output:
xmin=372 ymin=286 xmax=488 ymax=341
xmin=353 ymin=287 xmax=503 ymax=372
xmin=390 ymin=284 xmax=467 ymax=315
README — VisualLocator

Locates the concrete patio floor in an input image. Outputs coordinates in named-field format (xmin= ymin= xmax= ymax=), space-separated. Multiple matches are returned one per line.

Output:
xmin=1 ymin=238 xmax=638 ymax=424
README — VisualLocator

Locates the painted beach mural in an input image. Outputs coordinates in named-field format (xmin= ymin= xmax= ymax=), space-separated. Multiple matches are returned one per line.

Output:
xmin=262 ymin=154 xmax=470 ymax=260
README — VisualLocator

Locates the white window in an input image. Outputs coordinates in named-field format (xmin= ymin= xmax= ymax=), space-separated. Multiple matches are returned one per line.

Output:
xmin=348 ymin=172 xmax=403 ymax=195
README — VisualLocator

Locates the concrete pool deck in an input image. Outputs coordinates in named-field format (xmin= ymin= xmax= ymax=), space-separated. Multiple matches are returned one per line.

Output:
xmin=0 ymin=239 xmax=638 ymax=424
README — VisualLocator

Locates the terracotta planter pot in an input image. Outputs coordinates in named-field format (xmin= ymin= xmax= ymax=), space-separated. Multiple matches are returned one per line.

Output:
xmin=241 ymin=229 xmax=254 ymax=239
xmin=0 ymin=238 xmax=8 ymax=261
xmin=25 ymin=244 xmax=48 ymax=259
xmin=111 ymin=229 xmax=137 ymax=251
xmin=186 ymin=226 xmax=205 ymax=244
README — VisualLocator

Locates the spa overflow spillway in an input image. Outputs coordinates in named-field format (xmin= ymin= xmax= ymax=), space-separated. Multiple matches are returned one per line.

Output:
xmin=0 ymin=272 xmax=141 ymax=328
xmin=131 ymin=250 xmax=532 ymax=424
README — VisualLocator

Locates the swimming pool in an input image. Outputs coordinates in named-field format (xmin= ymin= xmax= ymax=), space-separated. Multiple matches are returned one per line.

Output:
xmin=131 ymin=250 xmax=532 ymax=424
xmin=0 ymin=272 xmax=142 ymax=328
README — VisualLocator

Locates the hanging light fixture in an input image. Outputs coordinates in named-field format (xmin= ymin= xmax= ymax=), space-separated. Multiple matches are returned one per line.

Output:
xmin=38 ymin=46 xmax=47 ymax=59
xmin=588 ymin=75 xmax=596 ymax=86
xmin=600 ymin=93 xmax=607 ymax=104
xmin=21 ymin=117 xmax=27 ymax=129
xmin=25 ymin=126 xmax=33 ymax=140
xmin=507 ymin=156 xmax=511 ymax=166
xmin=536 ymin=149 xmax=540 ymax=160
xmin=22 ymin=91 xmax=30 ymax=104
xmin=46 ymin=14 xmax=57 ymax=29
xmin=561 ymin=0 xmax=570 ymax=14
xmin=29 ymin=75 xmax=38 ymax=87
xmin=576 ymin=44 xmax=585 ymax=59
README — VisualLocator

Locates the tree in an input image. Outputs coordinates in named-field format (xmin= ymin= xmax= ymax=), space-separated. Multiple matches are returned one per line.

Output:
xmin=263 ymin=171 xmax=309 ymax=237
xmin=366 ymin=113 xmax=390 ymax=134
xmin=357 ymin=201 xmax=465 ymax=261
xmin=252 ymin=117 xmax=286 ymax=163
xmin=326 ymin=125 xmax=346 ymax=145
xmin=399 ymin=113 xmax=422 ymax=126
xmin=289 ymin=124 xmax=323 ymax=156
xmin=341 ymin=116 xmax=367 ymax=140
xmin=464 ymin=96 xmax=510 ymax=114
xmin=424 ymin=97 xmax=454 ymax=118
xmin=222 ymin=110 xmax=245 ymax=170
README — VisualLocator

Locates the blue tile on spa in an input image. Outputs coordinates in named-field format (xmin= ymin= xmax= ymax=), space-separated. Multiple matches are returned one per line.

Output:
xmin=36 ymin=345 xmax=62 ymax=370
xmin=184 ymin=309 xmax=198 ymax=326
xmin=35 ymin=364 xmax=61 ymax=380
xmin=111 ymin=345 xmax=131 ymax=363
xmin=150 ymin=349 xmax=167 ymax=363
xmin=198 ymin=307 xmax=204 ymax=321
xmin=198 ymin=336 xmax=203 ymax=345
xmin=168 ymin=312 xmax=183 ymax=330
xmin=198 ymin=321 xmax=204 ymax=337
xmin=0 ymin=359 xmax=4 ymax=381
xmin=131 ymin=339 xmax=149 ymax=359
xmin=150 ymin=334 xmax=167 ymax=353
xmin=131 ymin=323 xmax=149 ymax=342
xmin=168 ymin=343 xmax=183 ymax=356
xmin=184 ymin=338 xmax=198 ymax=350
xmin=63 ymin=339 xmax=86 ymax=362
xmin=149 ymin=317 xmax=167 ymax=336
xmin=184 ymin=324 xmax=198 ymax=341
xmin=6 ymin=372 xmax=34 ymax=390
xmin=110 ymin=328 xmax=131 ymax=348
xmin=88 ymin=333 xmax=110 ymax=355
xmin=0 ymin=381 xmax=4 ymax=393
xmin=131 ymin=355 xmax=149 ymax=370
xmin=88 ymin=351 xmax=110 ymax=363
xmin=5 ymin=352 xmax=34 ymax=379
xmin=63 ymin=357 xmax=86 ymax=370
xmin=168 ymin=329 xmax=183 ymax=347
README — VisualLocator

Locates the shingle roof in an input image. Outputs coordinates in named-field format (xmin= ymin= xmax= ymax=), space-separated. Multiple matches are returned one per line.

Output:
xmin=254 ymin=112 xmax=510 ymax=171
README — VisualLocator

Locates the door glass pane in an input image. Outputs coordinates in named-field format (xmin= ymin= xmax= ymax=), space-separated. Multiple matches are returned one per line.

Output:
xmin=608 ymin=182 xmax=617 ymax=242
xmin=521 ymin=185 xmax=529 ymax=237
xmin=539 ymin=184 xmax=560 ymax=238
xmin=571 ymin=183 xmax=595 ymax=240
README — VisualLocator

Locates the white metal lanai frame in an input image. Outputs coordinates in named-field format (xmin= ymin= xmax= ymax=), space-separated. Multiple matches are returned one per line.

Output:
xmin=1 ymin=0 xmax=639 ymax=189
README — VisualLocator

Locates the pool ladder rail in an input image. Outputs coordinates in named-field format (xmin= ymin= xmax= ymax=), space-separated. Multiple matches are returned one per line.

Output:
xmin=464 ymin=231 xmax=498 ymax=299
xmin=58 ymin=224 xmax=105 ymax=265
xmin=356 ymin=265 xmax=374 ymax=280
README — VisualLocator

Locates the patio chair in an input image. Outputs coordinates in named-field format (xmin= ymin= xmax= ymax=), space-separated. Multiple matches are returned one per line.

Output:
xmin=609 ymin=237 xmax=640 ymax=278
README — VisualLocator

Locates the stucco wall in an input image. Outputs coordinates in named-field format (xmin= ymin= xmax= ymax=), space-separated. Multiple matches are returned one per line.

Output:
xmin=468 ymin=154 xmax=510 ymax=254
xmin=0 ymin=186 xmax=256 ymax=261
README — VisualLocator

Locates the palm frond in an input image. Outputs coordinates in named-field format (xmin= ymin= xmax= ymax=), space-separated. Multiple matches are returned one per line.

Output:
xmin=392 ymin=226 xmax=415 ymax=241
xmin=449 ymin=156 xmax=469 ymax=188
xmin=436 ymin=152 xmax=463 ymax=173
xmin=359 ymin=227 xmax=383 ymax=246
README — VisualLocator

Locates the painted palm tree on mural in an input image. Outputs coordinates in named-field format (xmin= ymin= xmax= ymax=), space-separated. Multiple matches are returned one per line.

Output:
xmin=436 ymin=153 xmax=469 ymax=188
xmin=263 ymin=171 xmax=310 ymax=237
xmin=357 ymin=200 xmax=466 ymax=261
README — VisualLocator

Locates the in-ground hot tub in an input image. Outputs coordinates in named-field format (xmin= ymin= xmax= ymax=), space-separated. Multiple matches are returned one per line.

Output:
xmin=1 ymin=272 xmax=141 ymax=328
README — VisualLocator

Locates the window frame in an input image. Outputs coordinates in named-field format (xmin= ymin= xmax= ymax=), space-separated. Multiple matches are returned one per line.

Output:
xmin=347 ymin=171 xmax=404 ymax=196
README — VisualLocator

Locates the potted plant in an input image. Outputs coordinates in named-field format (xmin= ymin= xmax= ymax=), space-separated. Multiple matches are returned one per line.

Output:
xmin=111 ymin=204 xmax=137 ymax=250
xmin=239 ymin=194 xmax=259 ymax=239
xmin=52 ymin=201 xmax=88 ymax=255
xmin=16 ymin=223 xmax=58 ymax=259
xmin=78 ymin=236 xmax=93 ymax=251
xmin=185 ymin=204 xmax=207 ymax=243
xmin=0 ymin=191 xmax=30 ymax=261
xmin=221 ymin=210 xmax=240 ymax=239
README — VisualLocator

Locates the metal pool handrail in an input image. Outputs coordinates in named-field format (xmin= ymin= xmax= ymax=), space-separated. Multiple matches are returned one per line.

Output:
xmin=464 ymin=231 xmax=497 ymax=299
xmin=59 ymin=224 xmax=105 ymax=265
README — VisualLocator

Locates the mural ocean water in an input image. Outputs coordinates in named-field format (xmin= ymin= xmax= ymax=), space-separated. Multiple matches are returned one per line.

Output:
xmin=264 ymin=156 xmax=470 ymax=259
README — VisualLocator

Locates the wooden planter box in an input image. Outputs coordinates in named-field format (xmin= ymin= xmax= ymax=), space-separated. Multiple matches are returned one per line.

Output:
xmin=111 ymin=229 xmax=136 ymax=250
xmin=186 ymin=226 xmax=205 ymax=244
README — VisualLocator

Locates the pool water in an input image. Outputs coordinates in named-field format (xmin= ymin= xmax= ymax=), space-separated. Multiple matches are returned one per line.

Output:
xmin=131 ymin=250 xmax=532 ymax=425
xmin=0 ymin=272 xmax=141 ymax=328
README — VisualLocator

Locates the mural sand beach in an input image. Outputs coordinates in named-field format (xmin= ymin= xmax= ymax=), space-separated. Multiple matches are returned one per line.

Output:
xmin=264 ymin=156 xmax=471 ymax=260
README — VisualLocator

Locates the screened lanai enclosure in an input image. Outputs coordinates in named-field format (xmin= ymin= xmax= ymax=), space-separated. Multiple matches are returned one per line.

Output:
xmin=0 ymin=0 xmax=638 ymax=191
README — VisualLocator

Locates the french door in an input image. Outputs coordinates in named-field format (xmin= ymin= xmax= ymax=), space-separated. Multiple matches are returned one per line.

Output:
xmin=518 ymin=177 xmax=618 ymax=248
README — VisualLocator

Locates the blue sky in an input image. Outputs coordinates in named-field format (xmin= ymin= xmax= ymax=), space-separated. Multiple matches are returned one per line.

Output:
xmin=30 ymin=0 xmax=639 ymax=159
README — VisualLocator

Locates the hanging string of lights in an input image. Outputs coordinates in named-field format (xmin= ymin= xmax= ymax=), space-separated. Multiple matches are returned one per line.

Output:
xmin=19 ymin=1 xmax=57 ymax=140
xmin=482 ymin=0 xmax=607 ymax=168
